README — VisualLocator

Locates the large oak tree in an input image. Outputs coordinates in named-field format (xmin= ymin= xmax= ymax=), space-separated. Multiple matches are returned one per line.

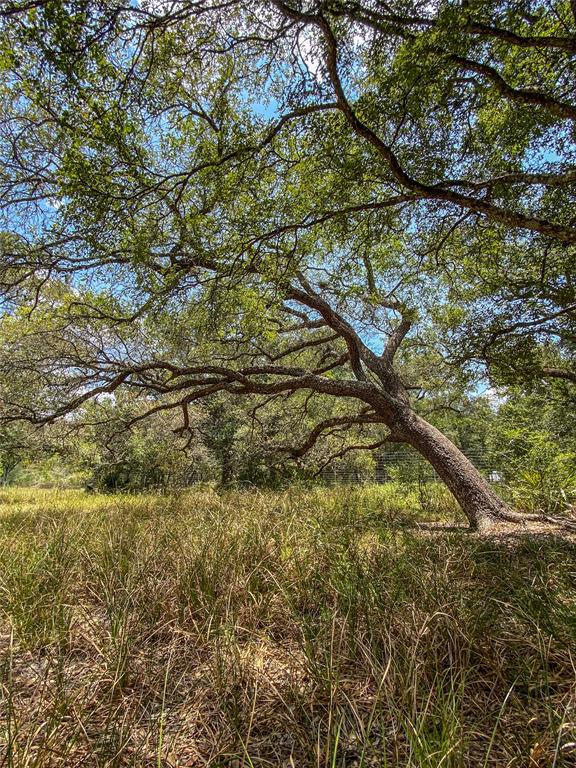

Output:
xmin=0 ymin=0 xmax=575 ymax=530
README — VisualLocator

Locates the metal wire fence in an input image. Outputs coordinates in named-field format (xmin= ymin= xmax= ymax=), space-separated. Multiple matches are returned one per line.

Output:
xmin=318 ymin=446 xmax=501 ymax=485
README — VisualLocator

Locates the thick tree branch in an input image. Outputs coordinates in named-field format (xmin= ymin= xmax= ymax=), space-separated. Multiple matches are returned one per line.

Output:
xmin=272 ymin=2 xmax=576 ymax=244
xmin=450 ymin=55 xmax=576 ymax=122
xmin=332 ymin=2 xmax=576 ymax=52
xmin=287 ymin=276 xmax=371 ymax=382
xmin=382 ymin=316 xmax=412 ymax=364
xmin=541 ymin=366 xmax=576 ymax=383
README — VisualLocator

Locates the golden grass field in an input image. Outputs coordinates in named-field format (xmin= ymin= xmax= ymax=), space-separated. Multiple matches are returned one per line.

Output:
xmin=0 ymin=485 xmax=575 ymax=767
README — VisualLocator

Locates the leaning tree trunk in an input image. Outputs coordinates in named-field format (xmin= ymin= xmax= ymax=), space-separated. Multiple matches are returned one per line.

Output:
xmin=391 ymin=407 xmax=512 ymax=531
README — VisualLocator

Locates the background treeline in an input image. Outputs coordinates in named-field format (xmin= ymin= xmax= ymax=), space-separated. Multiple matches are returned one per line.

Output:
xmin=2 ymin=377 xmax=575 ymax=516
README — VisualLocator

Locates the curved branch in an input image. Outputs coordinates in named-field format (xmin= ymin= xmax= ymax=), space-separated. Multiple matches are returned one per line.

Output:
xmin=272 ymin=3 xmax=576 ymax=244
xmin=281 ymin=412 xmax=385 ymax=458
xmin=314 ymin=437 xmax=392 ymax=477
xmin=332 ymin=2 xmax=576 ymax=53
xmin=287 ymin=277 xmax=371 ymax=382
xmin=451 ymin=55 xmax=576 ymax=122
xmin=462 ymin=20 xmax=576 ymax=53
xmin=486 ymin=304 xmax=576 ymax=343
xmin=440 ymin=169 xmax=576 ymax=191
xmin=382 ymin=316 xmax=412 ymax=364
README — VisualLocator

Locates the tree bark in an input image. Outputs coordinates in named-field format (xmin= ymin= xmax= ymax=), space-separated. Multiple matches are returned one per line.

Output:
xmin=391 ymin=407 xmax=511 ymax=531
xmin=221 ymin=447 xmax=234 ymax=486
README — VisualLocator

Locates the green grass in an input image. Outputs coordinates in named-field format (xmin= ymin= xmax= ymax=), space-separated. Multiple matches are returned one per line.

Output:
xmin=0 ymin=485 xmax=575 ymax=766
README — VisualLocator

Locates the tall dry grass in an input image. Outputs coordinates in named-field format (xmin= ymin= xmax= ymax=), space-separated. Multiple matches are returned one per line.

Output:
xmin=0 ymin=485 xmax=575 ymax=767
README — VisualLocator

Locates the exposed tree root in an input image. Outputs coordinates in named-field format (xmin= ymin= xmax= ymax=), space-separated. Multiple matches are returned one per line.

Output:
xmin=420 ymin=514 xmax=576 ymax=538
xmin=497 ymin=510 xmax=576 ymax=530
xmin=467 ymin=508 xmax=576 ymax=536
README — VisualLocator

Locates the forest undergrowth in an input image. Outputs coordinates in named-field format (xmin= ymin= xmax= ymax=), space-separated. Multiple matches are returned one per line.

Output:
xmin=0 ymin=486 xmax=575 ymax=767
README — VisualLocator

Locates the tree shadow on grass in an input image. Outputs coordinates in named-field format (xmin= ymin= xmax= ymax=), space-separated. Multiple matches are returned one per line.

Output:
xmin=402 ymin=516 xmax=576 ymax=543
